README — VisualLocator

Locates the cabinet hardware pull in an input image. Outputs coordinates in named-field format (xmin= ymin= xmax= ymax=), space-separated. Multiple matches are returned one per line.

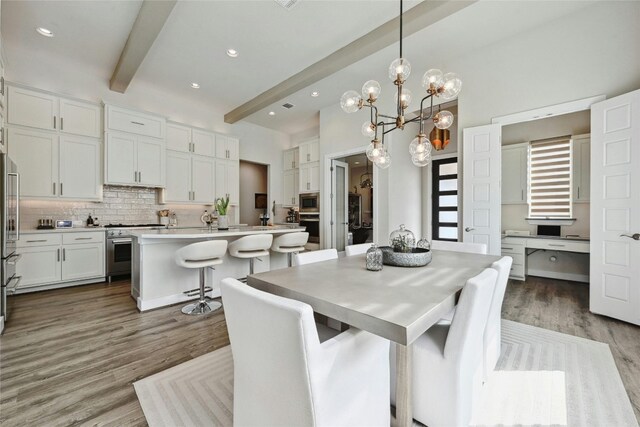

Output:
xmin=63 ymin=248 xmax=66 ymax=261
xmin=53 ymin=116 xmax=56 ymax=129
xmin=307 ymin=153 xmax=310 ymax=161
xmin=548 ymin=244 xmax=565 ymax=247
xmin=61 ymin=117 xmax=64 ymax=130
xmin=577 ymin=187 xmax=580 ymax=199
xmin=193 ymin=191 xmax=195 ymax=200
xmin=60 ymin=183 xmax=63 ymax=195
xmin=620 ymin=233 xmax=640 ymax=241
xmin=57 ymin=248 xmax=60 ymax=262
xmin=131 ymin=121 xmax=145 ymax=126
xmin=27 ymin=239 xmax=47 ymax=243
xmin=75 ymin=237 xmax=92 ymax=240
xmin=139 ymin=171 xmax=142 ymax=182
xmin=53 ymin=182 xmax=56 ymax=195
xmin=502 ymin=247 xmax=513 ymax=250
xmin=0 ymin=76 xmax=4 ymax=96
xmin=134 ymin=171 xmax=137 ymax=182
xmin=521 ymin=189 xmax=524 ymax=200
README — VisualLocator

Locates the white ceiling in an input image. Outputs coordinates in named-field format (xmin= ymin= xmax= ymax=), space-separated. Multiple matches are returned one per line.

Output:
xmin=2 ymin=0 xmax=596 ymax=135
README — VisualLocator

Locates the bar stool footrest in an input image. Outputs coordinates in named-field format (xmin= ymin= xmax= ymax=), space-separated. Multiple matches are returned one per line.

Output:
xmin=183 ymin=286 xmax=213 ymax=297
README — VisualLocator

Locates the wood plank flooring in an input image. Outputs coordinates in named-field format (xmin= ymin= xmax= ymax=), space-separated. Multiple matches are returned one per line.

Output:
xmin=1 ymin=276 xmax=638 ymax=425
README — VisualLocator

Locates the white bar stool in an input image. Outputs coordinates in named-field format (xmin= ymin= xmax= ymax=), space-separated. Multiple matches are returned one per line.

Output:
xmin=271 ymin=232 xmax=309 ymax=267
xmin=228 ymin=234 xmax=274 ymax=280
xmin=175 ymin=240 xmax=228 ymax=315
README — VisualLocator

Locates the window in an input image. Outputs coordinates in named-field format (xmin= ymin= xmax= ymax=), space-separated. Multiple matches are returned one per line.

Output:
xmin=528 ymin=137 xmax=572 ymax=218
xmin=432 ymin=158 xmax=459 ymax=241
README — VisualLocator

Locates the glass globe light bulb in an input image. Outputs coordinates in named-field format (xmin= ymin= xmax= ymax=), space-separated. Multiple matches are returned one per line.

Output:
xmin=340 ymin=90 xmax=362 ymax=113
xmin=422 ymin=69 xmax=444 ymax=91
xmin=361 ymin=121 xmax=376 ymax=138
xmin=366 ymin=140 xmax=383 ymax=162
xmin=412 ymin=151 xmax=431 ymax=167
xmin=361 ymin=80 xmax=381 ymax=102
xmin=375 ymin=150 xmax=391 ymax=169
xmin=388 ymin=58 xmax=411 ymax=82
xmin=409 ymin=134 xmax=426 ymax=155
xmin=434 ymin=110 xmax=454 ymax=129
xmin=395 ymin=88 xmax=413 ymax=109
xmin=441 ymin=72 xmax=462 ymax=100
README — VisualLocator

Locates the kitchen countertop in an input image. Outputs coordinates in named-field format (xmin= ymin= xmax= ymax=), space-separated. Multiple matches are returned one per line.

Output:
xmin=131 ymin=225 xmax=305 ymax=240
xmin=502 ymin=234 xmax=590 ymax=242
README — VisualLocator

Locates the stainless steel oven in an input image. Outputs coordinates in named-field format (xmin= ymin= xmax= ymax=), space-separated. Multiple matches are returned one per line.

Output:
xmin=299 ymin=192 xmax=320 ymax=213
xmin=106 ymin=236 xmax=132 ymax=281
xmin=1 ymin=153 xmax=20 ymax=324
xmin=299 ymin=214 xmax=320 ymax=244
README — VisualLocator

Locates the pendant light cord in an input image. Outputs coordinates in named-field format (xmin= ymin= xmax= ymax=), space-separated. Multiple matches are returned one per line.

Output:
xmin=399 ymin=0 xmax=403 ymax=59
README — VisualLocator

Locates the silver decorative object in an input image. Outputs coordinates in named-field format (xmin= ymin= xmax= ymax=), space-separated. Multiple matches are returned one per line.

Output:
xmin=366 ymin=244 xmax=383 ymax=271
xmin=417 ymin=237 xmax=431 ymax=250
xmin=389 ymin=224 xmax=416 ymax=253
xmin=380 ymin=246 xmax=432 ymax=267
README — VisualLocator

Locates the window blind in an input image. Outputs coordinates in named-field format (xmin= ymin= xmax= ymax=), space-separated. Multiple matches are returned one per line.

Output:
xmin=528 ymin=137 xmax=572 ymax=218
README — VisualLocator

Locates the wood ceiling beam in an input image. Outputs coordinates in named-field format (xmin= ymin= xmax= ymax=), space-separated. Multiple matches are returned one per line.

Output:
xmin=109 ymin=0 xmax=177 ymax=93
xmin=224 ymin=0 xmax=476 ymax=124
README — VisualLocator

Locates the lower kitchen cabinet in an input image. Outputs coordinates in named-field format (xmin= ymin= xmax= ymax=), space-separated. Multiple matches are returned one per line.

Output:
xmin=16 ymin=231 xmax=105 ymax=291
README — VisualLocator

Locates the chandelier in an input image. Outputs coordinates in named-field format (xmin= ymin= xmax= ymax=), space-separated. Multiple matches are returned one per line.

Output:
xmin=340 ymin=0 xmax=461 ymax=169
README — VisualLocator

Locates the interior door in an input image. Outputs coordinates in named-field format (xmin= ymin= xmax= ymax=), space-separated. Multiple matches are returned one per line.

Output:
xmin=462 ymin=124 xmax=502 ymax=255
xmin=331 ymin=160 xmax=349 ymax=251
xmin=590 ymin=89 xmax=640 ymax=326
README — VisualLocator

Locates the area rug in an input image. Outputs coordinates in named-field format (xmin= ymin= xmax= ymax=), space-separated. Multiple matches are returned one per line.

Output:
xmin=134 ymin=320 xmax=638 ymax=427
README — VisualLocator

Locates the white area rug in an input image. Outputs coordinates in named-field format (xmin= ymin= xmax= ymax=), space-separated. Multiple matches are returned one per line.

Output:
xmin=134 ymin=320 xmax=638 ymax=427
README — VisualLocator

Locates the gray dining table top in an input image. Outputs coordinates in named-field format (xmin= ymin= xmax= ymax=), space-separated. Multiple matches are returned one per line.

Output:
xmin=247 ymin=250 xmax=500 ymax=345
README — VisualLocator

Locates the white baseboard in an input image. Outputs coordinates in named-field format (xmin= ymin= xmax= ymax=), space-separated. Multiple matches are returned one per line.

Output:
xmin=137 ymin=288 xmax=222 ymax=312
xmin=527 ymin=269 xmax=589 ymax=283
xmin=13 ymin=277 xmax=106 ymax=294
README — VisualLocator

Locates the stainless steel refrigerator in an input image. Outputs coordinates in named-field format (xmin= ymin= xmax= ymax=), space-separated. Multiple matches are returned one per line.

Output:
xmin=1 ymin=153 xmax=20 ymax=326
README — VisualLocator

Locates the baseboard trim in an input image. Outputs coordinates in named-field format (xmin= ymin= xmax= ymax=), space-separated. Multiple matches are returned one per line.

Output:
xmin=13 ymin=277 xmax=107 ymax=294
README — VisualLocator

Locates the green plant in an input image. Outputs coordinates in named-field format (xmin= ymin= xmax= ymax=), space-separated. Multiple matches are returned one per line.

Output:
xmin=215 ymin=195 xmax=230 ymax=216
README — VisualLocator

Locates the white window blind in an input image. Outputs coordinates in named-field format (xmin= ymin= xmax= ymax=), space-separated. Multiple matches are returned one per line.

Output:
xmin=528 ymin=137 xmax=572 ymax=218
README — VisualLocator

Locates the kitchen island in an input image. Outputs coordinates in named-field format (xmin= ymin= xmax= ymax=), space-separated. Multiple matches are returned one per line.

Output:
xmin=130 ymin=225 xmax=305 ymax=311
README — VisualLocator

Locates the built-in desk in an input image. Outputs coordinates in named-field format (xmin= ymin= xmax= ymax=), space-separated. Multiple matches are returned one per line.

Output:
xmin=502 ymin=235 xmax=590 ymax=282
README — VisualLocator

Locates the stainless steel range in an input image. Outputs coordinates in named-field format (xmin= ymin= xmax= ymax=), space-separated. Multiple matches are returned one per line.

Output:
xmin=105 ymin=224 xmax=163 ymax=281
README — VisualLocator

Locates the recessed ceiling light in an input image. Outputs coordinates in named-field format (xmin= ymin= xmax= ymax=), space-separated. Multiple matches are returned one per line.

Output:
xmin=190 ymin=82 xmax=200 ymax=89
xmin=226 ymin=48 xmax=238 ymax=58
xmin=36 ymin=27 xmax=54 ymax=37
xmin=354 ymin=161 xmax=360 ymax=165
xmin=268 ymin=111 xmax=276 ymax=116
xmin=311 ymin=91 xmax=319 ymax=97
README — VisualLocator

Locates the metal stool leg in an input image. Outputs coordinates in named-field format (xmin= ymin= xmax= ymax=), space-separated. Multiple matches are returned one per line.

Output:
xmin=181 ymin=267 xmax=222 ymax=315
xmin=287 ymin=253 xmax=293 ymax=267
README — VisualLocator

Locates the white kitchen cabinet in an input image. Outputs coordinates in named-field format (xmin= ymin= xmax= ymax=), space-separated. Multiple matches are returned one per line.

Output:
xmin=283 ymin=169 xmax=299 ymax=206
xmin=8 ymin=85 xmax=101 ymax=138
xmin=215 ymin=134 xmax=239 ymax=160
xmin=283 ymin=147 xmax=299 ymax=171
xmin=59 ymin=98 xmax=101 ymax=138
xmin=8 ymin=128 xmax=58 ymax=197
xmin=105 ymin=104 xmax=165 ymax=139
xmin=299 ymin=138 xmax=319 ymax=165
xmin=501 ymin=143 xmax=528 ymax=204
xmin=192 ymin=129 xmax=216 ymax=157
xmin=105 ymin=132 xmax=164 ymax=187
xmin=0 ymin=58 xmax=5 ymax=112
xmin=8 ymin=86 xmax=57 ymax=131
xmin=166 ymin=123 xmax=191 ymax=153
xmin=165 ymin=151 xmax=215 ymax=204
xmin=572 ymin=135 xmax=590 ymax=202
xmin=501 ymin=238 xmax=526 ymax=281
xmin=299 ymin=163 xmax=319 ymax=193
xmin=59 ymin=136 xmax=101 ymax=200
xmin=215 ymin=159 xmax=239 ymax=205
xmin=16 ymin=245 xmax=62 ymax=288
xmin=61 ymin=242 xmax=104 ymax=282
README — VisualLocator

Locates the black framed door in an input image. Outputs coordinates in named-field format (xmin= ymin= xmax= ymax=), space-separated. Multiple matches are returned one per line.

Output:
xmin=431 ymin=157 xmax=459 ymax=241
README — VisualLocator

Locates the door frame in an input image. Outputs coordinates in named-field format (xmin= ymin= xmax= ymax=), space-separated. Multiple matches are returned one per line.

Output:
xmin=322 ymin=145 xmax=379 ymax=249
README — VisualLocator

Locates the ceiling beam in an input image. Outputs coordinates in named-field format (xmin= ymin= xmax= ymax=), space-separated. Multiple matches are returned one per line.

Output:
xmin=109 ymin=0 xmax=177 ymax=93
xmin=224 ymin=0 xmax=476 ymax=124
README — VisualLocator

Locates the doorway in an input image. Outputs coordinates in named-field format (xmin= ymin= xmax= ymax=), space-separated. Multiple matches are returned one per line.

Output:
xmin=239 ymin=160 xmax=268 ymax=226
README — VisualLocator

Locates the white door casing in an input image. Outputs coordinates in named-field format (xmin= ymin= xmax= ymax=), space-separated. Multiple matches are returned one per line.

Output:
xmin=330 ymin=160 xmax=349 ymax=251
xmin=462 ymin=124 xmax=502 ymax=255
xmin=590 ymin=89 xmax=640 ymax=326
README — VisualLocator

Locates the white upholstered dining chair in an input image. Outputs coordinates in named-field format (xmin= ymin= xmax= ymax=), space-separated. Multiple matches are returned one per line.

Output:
xmin=220 ymin=278 xmax=391 ymax=426
xmin=344 ymin=243 xmax=373 ymax=256
xmin=430 ymin=239 xmax=488 ymax=254
xmin=391 ymin=268 xmax=498 ymax=427
xmin=294 ymin=248 xmax=338 ymax=266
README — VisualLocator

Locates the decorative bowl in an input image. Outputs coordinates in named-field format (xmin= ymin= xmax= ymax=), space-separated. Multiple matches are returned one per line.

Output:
xmin=379 ymin=246 xmax=432 ymax=267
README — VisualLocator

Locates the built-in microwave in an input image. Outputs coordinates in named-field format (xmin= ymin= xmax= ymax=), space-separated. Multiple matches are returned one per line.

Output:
xmin=299 ymin=192 xmax=319 ymax=213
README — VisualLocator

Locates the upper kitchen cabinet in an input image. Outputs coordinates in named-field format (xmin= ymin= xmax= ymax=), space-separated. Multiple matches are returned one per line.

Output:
xmin=283 ymin=147 xmax=299 ymax=171
xmin=501 ymin=143 xmax=528 ymax=204
xmin=164 ymin=151 xmax=215 ymax=204
xmin=7 ymin=85 xmax=101 ymax=138
xmin=572 ymin=134 xmax=590 ymax=202
xmin=298 ymin=138 xmax=319 ymax=165
xmin=105 ymin=132 xmax=165 ymax=187
xmin=105 ymin=104 xmax=165 ymax=139
xmin=215 ymin=135 xmax=239 ymax=160
xmin=215 ymin=159 xmax=239 ymax=205
xmin=166 ymin=123 xmax=217 ymax=157
xmin=166 ymin=122 xmax=191 ymax=153
xmin=192 ymin=129 xmax=216 ymax=157
xmin=8 ymin=128 xmax=101 ymax=200
xmin=299 ymin=162 xmax=320 ymax=193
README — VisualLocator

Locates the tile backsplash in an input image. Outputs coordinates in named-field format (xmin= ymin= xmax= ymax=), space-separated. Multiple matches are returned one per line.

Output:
xmin=20 ymin=185 xmax=235 ymax=229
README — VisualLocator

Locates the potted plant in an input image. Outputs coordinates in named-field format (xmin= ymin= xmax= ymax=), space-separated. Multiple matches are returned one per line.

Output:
xmin=215 ymin=195 xmax=230 ymax=230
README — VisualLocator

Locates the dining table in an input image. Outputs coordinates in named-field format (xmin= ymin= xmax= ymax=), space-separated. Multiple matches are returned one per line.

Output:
xmin=247 ymin=249 xmax=500 ymax=427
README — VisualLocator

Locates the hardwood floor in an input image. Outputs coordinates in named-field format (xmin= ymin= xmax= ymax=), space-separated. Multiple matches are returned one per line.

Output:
xmin=1 ymin=276 xmax=638 ymax=425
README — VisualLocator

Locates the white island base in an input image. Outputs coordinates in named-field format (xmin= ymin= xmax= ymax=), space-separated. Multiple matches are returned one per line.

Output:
xmin=131 ymin=226 xmax=305 ymax=311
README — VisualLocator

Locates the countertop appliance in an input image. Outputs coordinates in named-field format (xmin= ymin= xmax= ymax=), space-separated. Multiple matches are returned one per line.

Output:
xmin=299 ymin=192 xmax=319 ymax=213
xmin=105 ymin=224 xmax=163 ymax=282
xmin=286 ymin=208 xmax=298 ymax=224
xmin=1 ymin=154 xmax=20 ymax=326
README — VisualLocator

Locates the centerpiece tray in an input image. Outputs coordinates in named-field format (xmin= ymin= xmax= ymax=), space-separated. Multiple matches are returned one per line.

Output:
xmin=379 ymin=246 xmax=432 ymax=267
